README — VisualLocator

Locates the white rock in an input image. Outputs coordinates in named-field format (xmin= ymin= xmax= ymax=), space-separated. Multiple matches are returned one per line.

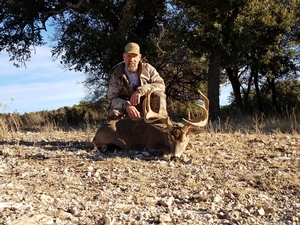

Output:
xmin=87 ymin=166 xmax=93 ymax=171
xmin=0 ymin=202 xmax=23 ymax=209
xmin=63 ymin=168 xmax=69 ymax=175
xmin=168 ymin=161 xmax=175 ymax=167
xmin=213 ymin=194 xmax=222 ymax=203
xmin=159 ymin=213 xmax=172 ymax=222
xmin=293 ymin=203 xmax=300 ymax=209
xmin=8 ymin=214 xmax=55 ymax=225
xmin=257 ymin=207 xmax=265 ymax=216
xmin=173 ymin=208 xmax=181 ymax=216
xmin=41 ymin=194 xmax=54 ymax=205
xmin=159 ymin=196 xmax=175 ymax=207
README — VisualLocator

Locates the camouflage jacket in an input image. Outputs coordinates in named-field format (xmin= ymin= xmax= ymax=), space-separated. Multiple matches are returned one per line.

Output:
xmin=107 ymin=61 xmax=165 ymax=110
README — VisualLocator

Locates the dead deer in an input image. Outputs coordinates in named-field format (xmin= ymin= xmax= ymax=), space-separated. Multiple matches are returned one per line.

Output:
xmin=93 ymin=89 xmax=209 ymax=158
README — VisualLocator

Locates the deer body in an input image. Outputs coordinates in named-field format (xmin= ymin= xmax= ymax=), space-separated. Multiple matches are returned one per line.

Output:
xmin=93 ymin=90 xmax=209 ymax=158
xmin=93 ymin=119 xmax=168 ymax=150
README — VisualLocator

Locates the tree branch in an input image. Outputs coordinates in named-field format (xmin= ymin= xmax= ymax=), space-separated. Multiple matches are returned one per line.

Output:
xmin=43 ymin=0 xmax=86 ymax=16
xmin=117 ymin=0 xmax=137 ymax=40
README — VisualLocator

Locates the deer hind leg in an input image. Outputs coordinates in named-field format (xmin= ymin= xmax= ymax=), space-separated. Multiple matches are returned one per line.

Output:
xmin=93 ymin=124 xmax=127 ymax=150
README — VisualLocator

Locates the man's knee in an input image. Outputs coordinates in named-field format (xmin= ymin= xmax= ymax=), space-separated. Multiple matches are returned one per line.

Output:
xmin=150 ymin=90 xmax=168 ymax=117
xmin=152 ymin=90 xmax=166 ymax=98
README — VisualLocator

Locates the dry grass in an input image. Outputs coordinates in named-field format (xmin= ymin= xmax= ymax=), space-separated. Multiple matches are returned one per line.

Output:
xmin=0 ymin=106 xmax=300 ymax=224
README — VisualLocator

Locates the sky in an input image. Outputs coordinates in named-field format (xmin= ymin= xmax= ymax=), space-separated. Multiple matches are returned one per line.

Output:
xmin=0 ymin=45 xmax=231 ymax=115
xmin=0 ymin=46 xmax=85 ymax=114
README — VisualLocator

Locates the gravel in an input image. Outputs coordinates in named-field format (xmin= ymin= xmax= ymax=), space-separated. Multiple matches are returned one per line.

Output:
xmin=0 ymin=130 xmax=299 ymax=225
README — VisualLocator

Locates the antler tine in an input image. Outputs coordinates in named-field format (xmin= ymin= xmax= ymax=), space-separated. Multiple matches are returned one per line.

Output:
xmin=181 ymin=90 xmax=209 ymax=132
xmin=182 ymin=104 xmax=208 ymax=126
xmin=143 ymin=88 xmax=167 ymax=123
xmin=197 ymin=90 xmax=209 ymax=110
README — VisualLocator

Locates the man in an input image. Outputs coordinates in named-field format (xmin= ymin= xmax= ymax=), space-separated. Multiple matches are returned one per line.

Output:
xmin=107 ymin=42 xmax=168 ymax=120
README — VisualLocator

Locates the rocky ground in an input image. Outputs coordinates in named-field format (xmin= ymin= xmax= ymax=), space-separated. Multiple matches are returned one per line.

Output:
xmin=0 ymin=130 xmax=299 ymax=225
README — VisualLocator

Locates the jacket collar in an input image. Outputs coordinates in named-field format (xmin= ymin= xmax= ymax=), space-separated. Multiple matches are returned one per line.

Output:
xmin=111 ymin=61 xmax=143 ymax=78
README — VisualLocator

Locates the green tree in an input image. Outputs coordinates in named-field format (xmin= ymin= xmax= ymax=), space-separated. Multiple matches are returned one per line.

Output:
xmin=171 ymin=0 xmax=249 ymax=120
xmin=226 ymin=0 xmax=300 ymax=113
xmin=171 ymin=0 xmax=300 ymax=118
xmin=2 ymin=0 xmax=300 ymax=119
xmin=150 ymin=3 xmax=209 ymax=103
xmin=1 ymin=0 xmax=166 ymax=99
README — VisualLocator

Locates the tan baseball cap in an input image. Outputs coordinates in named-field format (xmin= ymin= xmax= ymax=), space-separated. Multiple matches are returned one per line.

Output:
xmin=124 ymin=42 xmax=140 ymax=55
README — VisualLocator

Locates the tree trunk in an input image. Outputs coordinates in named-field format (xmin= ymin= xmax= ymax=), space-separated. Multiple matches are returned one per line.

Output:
xmin=117 ymin=0 xmax=137 ymax=40
xmin=267 ymin=77 xmax=279 ymax=113
xmin=253 ymin=68 xmax=263 ymax=113
xmin=208 ymin=50 xmax=222 ymax=121
xmin=243 ymin=75 xmax=253 ymax=113
xmin=226 ymin=67 xmax=243 ymax=110
xmin=110 ymin=0 xmax=137 ymax=66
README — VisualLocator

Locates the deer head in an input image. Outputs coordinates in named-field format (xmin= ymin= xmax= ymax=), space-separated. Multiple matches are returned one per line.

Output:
xmin=143 ymin=88 xmax=209 ymax=158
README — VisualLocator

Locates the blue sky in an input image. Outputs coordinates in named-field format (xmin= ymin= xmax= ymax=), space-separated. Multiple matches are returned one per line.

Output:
xmin=0 ymin=45 xmax=231 ymax=114
xmin=0 ymin=46 xmax=85 ymax=114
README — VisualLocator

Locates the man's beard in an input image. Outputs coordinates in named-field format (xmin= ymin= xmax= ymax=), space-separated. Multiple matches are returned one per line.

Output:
xmin=126 ymin=62 xmax=138 ymax=73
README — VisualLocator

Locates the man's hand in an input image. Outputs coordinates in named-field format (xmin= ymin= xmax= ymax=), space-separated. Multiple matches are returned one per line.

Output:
xmin=130 ymin=90 xmax=141 ymax=106
xmin=125 ymin=90 xmax=142 ymax=118
xmin=125 ymin=105 xmax=141 ymax=118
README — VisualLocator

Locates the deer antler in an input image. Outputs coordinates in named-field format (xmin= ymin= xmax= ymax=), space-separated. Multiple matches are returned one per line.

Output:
xmin=142 ymin=89 xmax=209 ymax=134
xmin=181 ymin=90 xmax=209 ymax=133
xmin=142 ymin=88 xmax=171 ymax=126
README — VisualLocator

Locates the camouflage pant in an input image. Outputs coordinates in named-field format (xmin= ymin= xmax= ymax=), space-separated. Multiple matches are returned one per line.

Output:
xmin=107 ymin=90 xmax=168 ymax=120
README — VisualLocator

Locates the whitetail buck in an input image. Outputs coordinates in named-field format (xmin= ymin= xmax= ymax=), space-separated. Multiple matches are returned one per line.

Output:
xmin=93 ymin=89 xmax=209 ymax=159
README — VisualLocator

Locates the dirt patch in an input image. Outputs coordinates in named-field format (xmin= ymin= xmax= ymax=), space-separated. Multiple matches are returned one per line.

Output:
xmin=0 ymin=130 xmax=299 ymax=224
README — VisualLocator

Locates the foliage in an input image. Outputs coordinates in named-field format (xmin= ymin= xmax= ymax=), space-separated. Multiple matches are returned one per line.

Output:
xmin=0 ymin=98 xmax=109 ymax=132
xmin=1 ymin=0 xmax=300 ymax=119
xmin=152 ymin=4 xmax=210 ymax=103
xmin=0 ymin=95 xmax=299 ymax=134
xmin=50 ymin=0 xmax=167 ymax=100
xmin=223 ymin=80 xmax=300 ymax=116
xmin=223 ymin=0 xmax=300 ymax=113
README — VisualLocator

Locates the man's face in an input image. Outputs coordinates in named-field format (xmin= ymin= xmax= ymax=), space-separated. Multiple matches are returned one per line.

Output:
xmin=123 ymin=53 xmax=141 ymax=73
